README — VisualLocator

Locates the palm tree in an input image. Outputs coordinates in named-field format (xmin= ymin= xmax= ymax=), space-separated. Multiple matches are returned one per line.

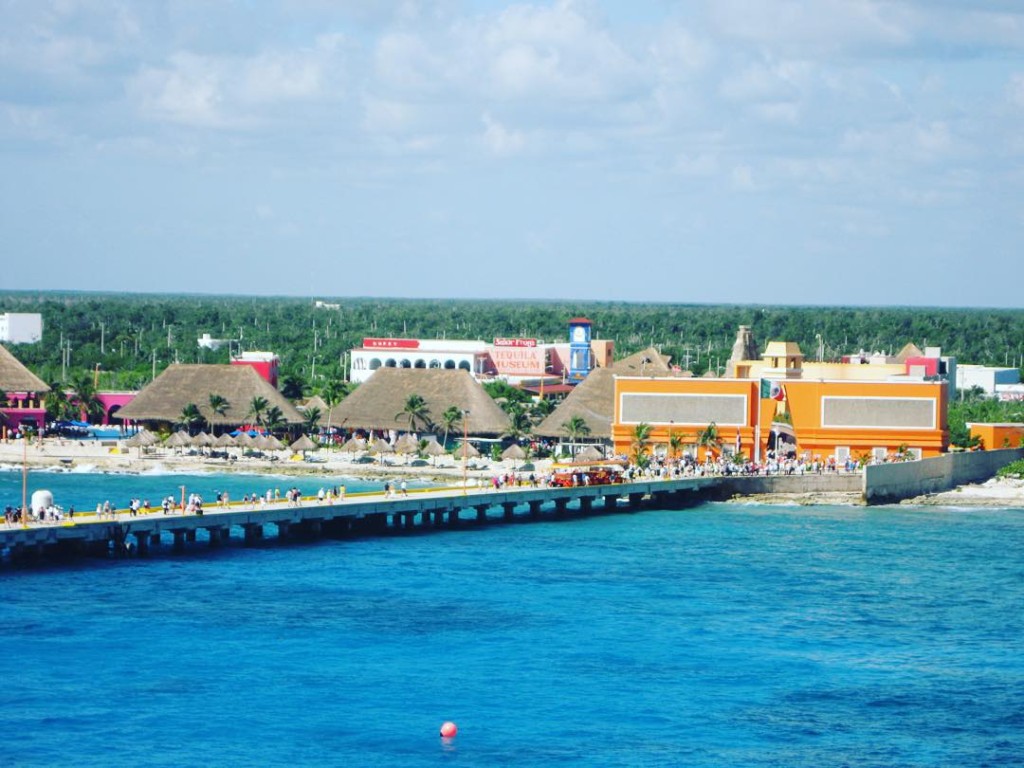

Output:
xmin=280 ymin=373 xmax=307 ymax=400
xmin=69 ymin=372 xmax=105 ymax=424
xmin=630 ymin=422 xmax=652 ymax=467
xmin=247 ymin=395 xmax=269 ymax=430
xmin=697 ymin=422 xmax=722 ymax=461
xmin=504 ymin=403 xmax=532 ymax=442
xmin=44 ymin=382 xmax=74 ymax=423
xmin=668 ymin=430 xmax=685 ymax=463
xmin=321 ymin=379 xmax=348 ymax=439
xmin=440 ymin=406 xmax=462 ymax=447
xmin=207 ymin=393 xmax=230 ymax=436
xmin=562 ymin=415 xmax=591 ymax=459
xmin=179 ymin=403 xmax=204 ymax=436
xmin=304 ymin=406 xmax=322 ymax=434
xmin=264 ymin=406 xmax=286 ymax=436
xmin=396 ymin=393 xmax=431 ymax=433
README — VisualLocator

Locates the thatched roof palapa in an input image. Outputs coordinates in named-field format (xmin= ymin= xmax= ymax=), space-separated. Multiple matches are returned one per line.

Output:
xmin=0 ymin=345 xmax=49 ymax=394
xmin=534 ymin=368 xmax=615 ymax=439
xmin=116 ymin=364 xmax=303 ymax=426
xmin=330 ymin=369 xmax=509 ymax=436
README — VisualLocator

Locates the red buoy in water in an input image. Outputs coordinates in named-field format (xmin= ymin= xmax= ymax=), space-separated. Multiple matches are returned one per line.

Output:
xmin=440 ymin=721 xmax=458 ymax=738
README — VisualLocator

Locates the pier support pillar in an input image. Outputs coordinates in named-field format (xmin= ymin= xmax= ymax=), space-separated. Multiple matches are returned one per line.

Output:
xmin=603 ymin=494 xmax=617 ymax=511
xmin=502 ymin=502 xmax=516 ymax=521
xmin=275 ymin=521 xmax=290 ymax=539
xmin=529 ymin=500 xmax=542 ymax=518
xmin=185 ymin=529 xmax=197 ymax=543
xmin=243 ymin=524 xmax=263 ymax=546
xmin=172 ymin=529 xmax=186 ymax=552
xmin=133 ymin=532 xmax=150 ymax=556
xmin=579 ymin=497 xmax=593 ymax=515
xmin=554 ymin=498 xmax=568 ymax=516
xmin=206 ymin=527 xmax=226 ymax=547
xmin=474 ymin=505 xmax=488 ymax=523
xmin=628 ymin=493 xmax=644 ymax=510
xmin=150 ymin=533 xmax=161 ymax=547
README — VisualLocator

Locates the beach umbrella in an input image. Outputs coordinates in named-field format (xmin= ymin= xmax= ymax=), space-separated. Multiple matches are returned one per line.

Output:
xmin=235 ymin=432 xmax=256 ymax=449
xmin=394 ymin=434 xmax=419 ymax=463
xmin=165 ymin=431 xmax=190 ymax=448
xmin=453 ymin=441 xmax=480 ymax=460
xmin=340 ymin=437 xmax=367 ymax=454
xmin=265 ymin=435 xmax=285 ymax=451
xmin=214 ymin=433 xmax=237 ymax=448
xmin=125 ymin=431 xmax=155 ymax=448
xmin=290 ymin=434 xmax=317 ymax=453
xmin=422 ymin=438 xmax=446 ymax=466
xmin=191 ymin=431 xmax=214 ymax=447
xmin=255 ymin=434 xmax=275 ymax=451
xmin=368 ymin=438 xmax=394 ymax=464
xmin=501 ymin=443 xmax=527 ymax=469
xmin=577 ymin=445 xmax=605 ymax=462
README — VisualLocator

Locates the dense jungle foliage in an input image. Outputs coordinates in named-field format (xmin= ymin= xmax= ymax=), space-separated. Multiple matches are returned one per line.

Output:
xmin=2 ymin=291 xmax=1022 ymax=447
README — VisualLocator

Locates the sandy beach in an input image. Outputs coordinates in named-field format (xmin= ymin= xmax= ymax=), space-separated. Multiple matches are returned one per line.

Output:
xmin=0 ymin=436 xmax=529 ymax=482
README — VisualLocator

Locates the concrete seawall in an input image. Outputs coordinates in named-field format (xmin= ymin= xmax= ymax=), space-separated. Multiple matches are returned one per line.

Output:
xmin=716 ymin=474 xmax=863 ymax=497
xmin=863 ymin=448 xmax=1024 ymax=505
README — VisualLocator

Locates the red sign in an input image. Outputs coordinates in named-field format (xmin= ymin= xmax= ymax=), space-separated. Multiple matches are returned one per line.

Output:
xmin=493 ymin=338 xmax=537 ymax=348
xmin=363 ymin=338 xmax=420 ymax=349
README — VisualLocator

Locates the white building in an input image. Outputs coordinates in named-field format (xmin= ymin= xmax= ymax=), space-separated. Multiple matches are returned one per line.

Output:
xmin=349 ymin=339 xmax=492 ymax=383
xmin=956 ymin=364 xmax=1020 ymax=395
xmin=0 ymin=313 xmax=43 ymax=344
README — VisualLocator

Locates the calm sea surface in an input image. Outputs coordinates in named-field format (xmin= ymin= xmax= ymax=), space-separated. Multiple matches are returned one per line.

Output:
xmin=1 ymin=469 xmax=1023 ymax=767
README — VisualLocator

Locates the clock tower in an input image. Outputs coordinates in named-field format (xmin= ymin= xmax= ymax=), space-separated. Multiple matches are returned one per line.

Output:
xmin=567 ymin=317 xmax=592 ymax=382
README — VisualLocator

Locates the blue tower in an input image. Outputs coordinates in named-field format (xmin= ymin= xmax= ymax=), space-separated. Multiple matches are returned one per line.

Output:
xmin=567 ymin=317 xmax=592 ymax=383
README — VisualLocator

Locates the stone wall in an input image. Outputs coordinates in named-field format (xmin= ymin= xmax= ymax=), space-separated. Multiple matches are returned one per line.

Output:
xmin=863 ymin=448 xmax=1024 ymax=505
xmin=716 ymin=473 xmax=863 ymax=497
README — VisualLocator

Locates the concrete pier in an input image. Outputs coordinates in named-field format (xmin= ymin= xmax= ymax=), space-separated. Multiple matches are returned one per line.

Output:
xmin=0 ymin=473 xmax=869 ymax=567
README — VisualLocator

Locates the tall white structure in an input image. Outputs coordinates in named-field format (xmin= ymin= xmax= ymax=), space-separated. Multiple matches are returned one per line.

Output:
xmin=956 ymin=365 xmax=1020 ymax=395
xmin=0 ymin=313 xmax=43 ymax=344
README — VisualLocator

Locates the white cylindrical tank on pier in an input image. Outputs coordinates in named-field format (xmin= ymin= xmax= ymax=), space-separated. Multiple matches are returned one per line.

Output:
xmin=31 ymin=489 xmax=54 ymax=514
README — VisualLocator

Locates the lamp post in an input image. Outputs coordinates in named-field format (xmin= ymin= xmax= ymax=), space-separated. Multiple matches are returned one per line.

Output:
xmin=461 ymin=409 xmax=470 ymax=495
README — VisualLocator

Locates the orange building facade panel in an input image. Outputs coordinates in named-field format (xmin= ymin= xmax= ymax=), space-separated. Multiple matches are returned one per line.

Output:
xmin=967 ymin=423 xmax=1024 ymax=450
xmin=613 ymin=376 xmax=949 ymax=461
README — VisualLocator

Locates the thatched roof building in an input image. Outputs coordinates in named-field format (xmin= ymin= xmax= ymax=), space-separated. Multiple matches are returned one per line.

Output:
xmin=329 ymin=368 xmax=509 ymax=436
xmin=534 ymin=348 xmax=679 ymax=440
xmin=116 ymin=364 xmax=303 ymax=426
xmin=0 ymin=345 xmax=48 ymax=394
xmin=534 ymin=368 xmax=616 ymax=439
xmin=611 ymin=346 xmax=673 ymax=376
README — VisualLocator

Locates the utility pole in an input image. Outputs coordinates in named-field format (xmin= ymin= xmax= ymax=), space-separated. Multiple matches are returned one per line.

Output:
xmin=100 ymin=322 xmax=105 ymax=355
xmin=152 ymin=349 xmax=157 ymax=381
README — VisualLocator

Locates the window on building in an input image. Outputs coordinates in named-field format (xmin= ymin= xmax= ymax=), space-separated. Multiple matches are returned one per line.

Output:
xmin=369 ymin=358 xmax=382 ymax=370
xmin=458 ymin=361 xmax=471 ymax=371
xmin=444 ymin=360 xmax=456 ymax=370
xmin=414 ymin=359 xmax=426 ymax=369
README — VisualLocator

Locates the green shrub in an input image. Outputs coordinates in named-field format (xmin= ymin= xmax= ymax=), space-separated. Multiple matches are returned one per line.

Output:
xmin=996 ymin=459 xmax=1024 ymax=479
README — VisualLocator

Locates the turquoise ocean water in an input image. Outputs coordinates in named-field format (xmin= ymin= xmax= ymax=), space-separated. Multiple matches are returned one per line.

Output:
xmin=1 ymin=469 xmax=1022 ymax=766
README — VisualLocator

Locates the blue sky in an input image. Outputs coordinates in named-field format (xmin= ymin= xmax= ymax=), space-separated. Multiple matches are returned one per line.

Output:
xmin=1 ymin=1 xmax=1022 ymax=307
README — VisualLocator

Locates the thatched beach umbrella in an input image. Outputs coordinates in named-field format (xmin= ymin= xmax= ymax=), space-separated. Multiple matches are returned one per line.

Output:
xmin=290 ymin=434 xmax=317 ymax=453
xmin=265 ymin=435 xmax=285 ymax=451
xmin=165 ymin=431 xmax=190 ymax=449
xmin=214 ymin=433 xmax=237 ymax=448
xmin=577 ymin=445 xmax=605 ymax=462
xmin=501 ymin=443 xmax=526 ymax=469
xmin=125 ymin=430 xmax=155 ymax=448
xmin=340 ymin=437 xmax=367 ymax=454
xmin=422 ymin=438 xmax=446 ymax=466
xmin=368 ymin=437 xmax=394 ymax=464
xmin=235 ymin=432 xmax=256 ymax=449
xmin=453 ymin=441 xmax=480 ymax=460
xmin=394 ymin=434 xmax=420 ymax=463
xmin=255 ymin=434 xmax=275 ymax=451
xmin=191 ymin=431 xmax=214 ymax=448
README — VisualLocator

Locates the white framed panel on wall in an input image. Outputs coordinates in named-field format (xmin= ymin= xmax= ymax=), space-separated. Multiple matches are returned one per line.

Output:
xmin=619 ymin=392 xmax=748 ymax=426
xmin=821 ymin=396 xmax=936 ymax=430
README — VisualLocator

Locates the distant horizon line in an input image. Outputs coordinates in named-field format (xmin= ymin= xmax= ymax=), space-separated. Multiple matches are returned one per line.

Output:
xmin=0 ymin=288 xmax=1022 ymax=313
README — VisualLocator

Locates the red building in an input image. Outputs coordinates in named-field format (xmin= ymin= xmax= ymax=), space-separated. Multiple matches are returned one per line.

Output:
xmin=231 ymin=351 xmax=280 ymax=389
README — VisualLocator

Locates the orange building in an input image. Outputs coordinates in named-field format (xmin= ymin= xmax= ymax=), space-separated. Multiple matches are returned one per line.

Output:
xmin=967 ymin=423 xmax=1024 ymax=450
xmin=613 ymin=349 xmax=950 ymax=463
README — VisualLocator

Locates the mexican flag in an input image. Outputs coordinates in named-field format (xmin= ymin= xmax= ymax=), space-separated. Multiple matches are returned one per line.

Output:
xmin=760 ymin=378 xmax=785 ymax=401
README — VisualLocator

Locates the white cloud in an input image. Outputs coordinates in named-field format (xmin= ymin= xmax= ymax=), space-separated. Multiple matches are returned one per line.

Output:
xmin=481 ymin=112 xmax=525 ymax=155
